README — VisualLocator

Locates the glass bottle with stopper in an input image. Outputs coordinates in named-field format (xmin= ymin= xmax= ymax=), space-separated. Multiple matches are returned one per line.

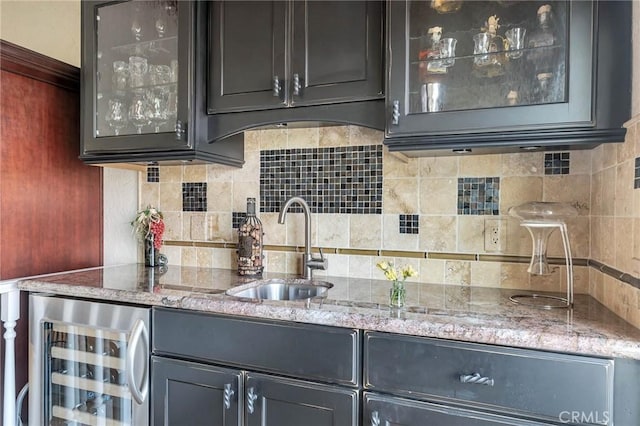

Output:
xmin=508 ymin=201 xmax=577 ymax=308
xmin=237 ymin=198 xmax=264 ymax=276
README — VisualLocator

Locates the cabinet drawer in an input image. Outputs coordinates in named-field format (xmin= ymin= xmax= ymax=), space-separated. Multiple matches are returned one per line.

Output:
xmin=153 ymin=308 xmax=360 ymax=386
xmin=364 ymin=332 xmax=614 ymax=425
xmin=364 ymin=392 xmax=552 ymax=426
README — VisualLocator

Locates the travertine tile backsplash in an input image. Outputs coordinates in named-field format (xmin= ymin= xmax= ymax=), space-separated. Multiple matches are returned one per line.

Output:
xmin=139 ymin=120 xmax=640 ymax=328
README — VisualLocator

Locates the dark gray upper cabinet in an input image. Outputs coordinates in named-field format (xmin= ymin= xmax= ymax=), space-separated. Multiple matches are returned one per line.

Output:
xmin=80 ymin=1 xmax=243 ymax=166
xmin=384 ymin=0 xmax=632 ymax=155
xmin=208 ymin=1 xmax=287 ymax=112
xmin=207 ymin=1 xmax=385 ymax=140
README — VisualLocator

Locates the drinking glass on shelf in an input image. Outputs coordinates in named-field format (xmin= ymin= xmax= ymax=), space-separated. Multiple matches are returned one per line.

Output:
xmin=129 ymin=56 xmax=148 ymax=88
xmin=439 ymin=38 xmax=457 ymax=67
xmin=155 ymin=17 xmax=167 ymax=38
xmin=505 ymin=27 xmax=527 ymax=59
xmin=131 ymin=18 xmax=143 ymax=42
xmin=150 ymin=65 xmax=172 ymax=85
xmin=105 ymin=98 xmax=128 ymax=136
xmin=129 ymin=90 xmax=151 ymax=134
xmin=473 ymin=32 xmax=491 ymax=66
xmin=421 ymin=82 xmax=444 ymax=112
xmin=170 ymin=60 xmax=178 ymax=83
xmin=166 ymin=87 xmax=178 ymax=121
xmin=112 ymin=61 xmax=129 ymax=92
xmin=148 ymin=86 xmax=170 ymax=132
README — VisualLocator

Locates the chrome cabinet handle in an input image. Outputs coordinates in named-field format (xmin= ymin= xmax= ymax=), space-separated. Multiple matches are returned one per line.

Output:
xmin=293 ymin=73 xmax=301 ymax=96
xmin=247 ymin=387 xmax=258 ymax=414
xmin=460 ymin=372 xmax=494 ymax=386
xmin=126 ymin=319 xmax=149 ymax=404
xmin=273 ymin=76 xmax=282 ymax=97
xmin=223 ymin=383 xmax=234 ymax=410
xmin=391 ymin=100 xmax=400 ymax=125
xmin=371 ymin=410 xmax=381 ymax=426
xmin=175 ymin=120 xmax=186 ymax=141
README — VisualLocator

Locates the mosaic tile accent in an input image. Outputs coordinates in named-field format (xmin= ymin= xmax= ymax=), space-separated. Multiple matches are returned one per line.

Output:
xmin=635 ymin=157 xmax=640 ymax=189
xmin=457 ymin=177 xmax=500 ymax=215
xmin=260 ymin=145 xmax=383 ymax=214
xmin=182 ymin=182 xmax=207 ymax=212
xmin=399 ymin=214 xmax=419 ymax=234
xmin=232 ymin=212 xmax=247 ymax=229
xmin=544 ymin=152 xmax=570 ymax=175
xmin=147 ymin=166 xmax=159 ymax=183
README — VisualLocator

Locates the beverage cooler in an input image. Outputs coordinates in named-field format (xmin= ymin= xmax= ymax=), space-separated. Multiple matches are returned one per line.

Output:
xmin=29 ymin=294 xmax=150 ymax=426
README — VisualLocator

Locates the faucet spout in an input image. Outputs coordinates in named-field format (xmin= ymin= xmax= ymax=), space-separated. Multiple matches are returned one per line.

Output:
xmin=278 ymin=196 xmax=326 ymax=279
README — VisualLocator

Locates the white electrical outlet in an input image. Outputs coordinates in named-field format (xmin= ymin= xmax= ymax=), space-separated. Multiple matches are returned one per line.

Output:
xmin=484 ymin=218 xmax=506 ymax=252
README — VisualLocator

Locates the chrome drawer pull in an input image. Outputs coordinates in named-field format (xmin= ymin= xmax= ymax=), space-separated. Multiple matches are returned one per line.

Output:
xmin=460 ymin=372 xmax=494 ymax=386
xmin=247 ymin=387 xmax=258 ymax=414
xmin=391 ymin=100 xmax=400 ymax=125
xmin=223 ymin=383 xmax=234 ymax=410
xmin=371 ymin=410 xmax=381 ymax=426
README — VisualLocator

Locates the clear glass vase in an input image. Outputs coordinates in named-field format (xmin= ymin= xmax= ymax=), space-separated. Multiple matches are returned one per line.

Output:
xmin=389 ymin=281 xmax=406 ymax=308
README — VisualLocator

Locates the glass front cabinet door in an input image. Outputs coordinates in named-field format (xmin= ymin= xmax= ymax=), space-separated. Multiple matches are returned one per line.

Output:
xmin=385 ymin=0 xmax=631 ymax=152
xmin=81 ymin=1 xmax=193 ymax=158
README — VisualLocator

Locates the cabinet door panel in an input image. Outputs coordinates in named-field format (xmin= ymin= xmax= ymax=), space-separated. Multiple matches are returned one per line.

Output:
xmin=245 ymin=373 xmax=358 ymax=426
xmin=82 ymin=0 xmax=193 ymax=154
xmin=151 ymin=357 xmax=241 ymax=426
xmin=386 ymin=0 xmax=594 ymax=138
xmin=208 ymin=1 xmax=287 ymax=113
xmin=291 ymin=1 xmax=383 ymax=106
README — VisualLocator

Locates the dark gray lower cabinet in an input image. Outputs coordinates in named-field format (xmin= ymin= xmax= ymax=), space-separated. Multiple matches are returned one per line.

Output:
xmin=245 ymin=373 xmax=358 ymax=426
xmin=151 ymin=357 xmax=357 ymax=426
xmin=151 ymin=309 xmax=361 ymax=425
xmin=363 ymin=393 xmax=552 ymax=426
xmin=151 ymin=357 xmax=242 ymax=426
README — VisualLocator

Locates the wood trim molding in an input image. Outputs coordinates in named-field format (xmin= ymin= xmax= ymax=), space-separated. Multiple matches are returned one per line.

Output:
xmin=0 ymin=39 xmax=79 ymax=91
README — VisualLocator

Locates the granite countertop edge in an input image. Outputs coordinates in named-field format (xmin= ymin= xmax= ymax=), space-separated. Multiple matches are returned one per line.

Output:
xmin=18 ymin=277 xmax=640 ymax=361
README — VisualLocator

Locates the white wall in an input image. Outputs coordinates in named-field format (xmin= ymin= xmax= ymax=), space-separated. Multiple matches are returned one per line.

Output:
xmin=0 ymin=0 xmax=81 ymax=67
xmin=103 ymin=168 xmax=139 ymax=265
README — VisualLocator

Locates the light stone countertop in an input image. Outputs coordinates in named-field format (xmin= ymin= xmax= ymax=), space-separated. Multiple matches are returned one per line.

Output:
xmin=17 ymin=264 xmax=640 ymax=360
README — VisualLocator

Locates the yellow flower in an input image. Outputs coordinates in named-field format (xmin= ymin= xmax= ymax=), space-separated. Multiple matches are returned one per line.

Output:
xmin=402 ymin=265 xmax=417 ymax=279
xmin=384 ymin=268 xmax=398 ymax=281
xmin=376 ymin=260 xmax=417 ymax=283
xmin=376 ymin=261 xmax=389 ymax=271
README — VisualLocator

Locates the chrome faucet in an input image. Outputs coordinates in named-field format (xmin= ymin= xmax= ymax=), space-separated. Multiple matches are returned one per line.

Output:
xmin=278 ymin=196 xmax=327 ymax=280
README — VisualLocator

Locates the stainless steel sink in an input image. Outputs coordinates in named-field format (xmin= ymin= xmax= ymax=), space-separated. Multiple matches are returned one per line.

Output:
xmin=226 ymin=278 xmax=333 ymax=301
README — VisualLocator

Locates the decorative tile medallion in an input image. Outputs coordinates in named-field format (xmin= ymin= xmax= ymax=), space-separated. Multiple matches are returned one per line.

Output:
xmin=544 ymin=152 xmax=570 ymax=175
xmin=182 ymin=182 xmax=207 ymax=212
xmin=457 ymin=177 xmax=500 ymax=215
xmin=260 ymin=145 xmax=383 ymax=214
xmin=147 ymin=166 xmax=159 ymax=183
xmin=399 ymin=214 xmax=419 ymax=234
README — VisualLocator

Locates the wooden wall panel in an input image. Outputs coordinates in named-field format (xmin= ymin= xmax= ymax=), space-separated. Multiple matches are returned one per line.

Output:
xmin=0 ymin=40 xmax=103 ymax=421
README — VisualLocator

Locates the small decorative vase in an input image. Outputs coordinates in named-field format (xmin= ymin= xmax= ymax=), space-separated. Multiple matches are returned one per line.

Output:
xmin=144 ymin=234 xmax=160 ymax=267
xmin=389 ymin=280 xmax=406 ymax=308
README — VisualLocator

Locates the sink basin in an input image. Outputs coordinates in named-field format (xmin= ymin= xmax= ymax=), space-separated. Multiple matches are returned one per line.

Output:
xmin=226 ymin=278 xmax=333 ymax=301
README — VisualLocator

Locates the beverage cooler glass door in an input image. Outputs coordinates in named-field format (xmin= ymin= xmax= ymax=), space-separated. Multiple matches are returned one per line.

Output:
xmin=29 ymin=294 xmax=150 ymax=426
